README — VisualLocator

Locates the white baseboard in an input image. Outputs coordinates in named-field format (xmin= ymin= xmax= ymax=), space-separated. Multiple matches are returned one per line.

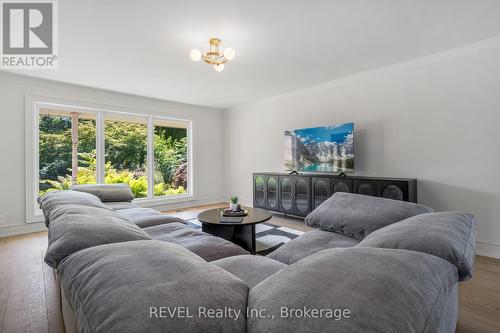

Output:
xmin=476 ymin=241 xmax=500 ymax=259
xmin=0 ymin=222 xmax=47 ymax=238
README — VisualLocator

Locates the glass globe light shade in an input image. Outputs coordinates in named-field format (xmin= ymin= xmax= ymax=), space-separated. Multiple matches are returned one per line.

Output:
xmin=189 ymin=49 xmax=202 ymax=62
xmin=223 ymin=47 xmax=235 ymax=60
xmin=213 ymin=63 xmax=225 ymax=72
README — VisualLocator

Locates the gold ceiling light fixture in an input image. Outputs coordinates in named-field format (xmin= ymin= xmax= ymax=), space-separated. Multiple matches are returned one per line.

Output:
xmin=189 ymin=38 xmax=235 ymax=72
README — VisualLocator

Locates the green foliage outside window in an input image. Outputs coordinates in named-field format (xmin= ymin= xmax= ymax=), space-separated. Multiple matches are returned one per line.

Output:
xmin=39 ymin=114 xmax=188 ymax=198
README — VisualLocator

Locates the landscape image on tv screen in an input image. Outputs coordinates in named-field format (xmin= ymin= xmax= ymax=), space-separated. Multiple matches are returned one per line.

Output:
xmin=284 ymin=123 xmax=354 ymax=173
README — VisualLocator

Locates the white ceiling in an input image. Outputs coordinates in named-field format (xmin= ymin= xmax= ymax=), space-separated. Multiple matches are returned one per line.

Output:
xmin=4 ymin=0 xmax=500 ymax=108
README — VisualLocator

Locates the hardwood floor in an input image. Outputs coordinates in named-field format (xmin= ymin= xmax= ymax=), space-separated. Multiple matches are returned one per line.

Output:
xmin=0 ymin=203 xmax=498 ymax=333
xmin=457 ymin=256 xmax=500 ymax=332
xmin=0 ymin=232 xmax=64 ymax=333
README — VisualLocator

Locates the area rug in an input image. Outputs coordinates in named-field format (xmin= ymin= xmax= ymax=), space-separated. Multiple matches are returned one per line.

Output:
xmin=185 ymin=219 xmax=305 ymax=255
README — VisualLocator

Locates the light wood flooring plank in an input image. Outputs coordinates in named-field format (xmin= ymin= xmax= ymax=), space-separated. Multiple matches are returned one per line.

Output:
xmin=1 ymin=234 xmax=49 ymax=333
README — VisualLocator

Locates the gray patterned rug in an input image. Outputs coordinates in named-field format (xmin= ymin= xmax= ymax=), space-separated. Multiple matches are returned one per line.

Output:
xmin=185 ymin=219 xmax=304 ymax=255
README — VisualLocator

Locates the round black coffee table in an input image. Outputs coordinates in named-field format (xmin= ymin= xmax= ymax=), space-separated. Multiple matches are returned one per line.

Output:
xmin=198 ymin=207 xmax=272 ymax=254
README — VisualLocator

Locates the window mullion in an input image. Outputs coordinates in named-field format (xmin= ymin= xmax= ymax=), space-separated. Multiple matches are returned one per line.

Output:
xmin=96 ymin=111 xmax=105 ymax=183
xmin=147 ymin=117 xmax=154 ymax=198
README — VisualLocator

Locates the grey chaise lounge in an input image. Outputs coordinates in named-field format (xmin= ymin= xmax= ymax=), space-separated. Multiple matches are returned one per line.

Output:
xmin=40 ymin=187 xmax=477 ymax=333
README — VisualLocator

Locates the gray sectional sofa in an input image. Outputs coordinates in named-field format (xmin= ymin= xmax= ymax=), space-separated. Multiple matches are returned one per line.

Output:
xmin=40 ymin=184 xmax=249 ymax=266
xmin=39 ymin=185 xmax=478 ymax=333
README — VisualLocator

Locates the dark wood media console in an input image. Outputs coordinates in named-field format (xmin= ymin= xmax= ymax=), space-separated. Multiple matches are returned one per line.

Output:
xmin=253 ymin=172 xmax=417 ymax=217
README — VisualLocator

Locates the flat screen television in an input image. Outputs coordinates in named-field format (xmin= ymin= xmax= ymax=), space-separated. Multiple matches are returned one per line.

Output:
xmin=284 ymin=123 xmax=354 ymax=173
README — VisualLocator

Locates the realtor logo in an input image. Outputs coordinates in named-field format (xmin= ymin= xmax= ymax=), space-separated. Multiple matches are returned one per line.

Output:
xmin=1 ymin=0 xmax=57 ymax=68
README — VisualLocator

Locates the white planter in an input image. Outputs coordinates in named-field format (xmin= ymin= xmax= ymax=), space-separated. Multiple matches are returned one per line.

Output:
xmin=230 ymin=203 xmax=240 ymax=211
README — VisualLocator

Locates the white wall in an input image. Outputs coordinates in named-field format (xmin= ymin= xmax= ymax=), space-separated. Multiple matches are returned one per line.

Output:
xmin=225 ymin=37 xmax=500 ymax=258
xmin=0 ymin=72 xmax=226 ymax=237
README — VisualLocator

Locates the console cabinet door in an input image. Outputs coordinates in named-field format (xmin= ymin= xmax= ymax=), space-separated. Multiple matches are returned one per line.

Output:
xmin=253 ymin=174 xmax=267 ymax=208
xmin=279 ymin=176 xmax=295 ymax=214
xmin=312 ymin=177 xmax=331 ymax=209
xmin=331 ymin=178 xmax=352 ymax=194
xmin=378 ymin=181 xmax=408 ymax=201
xmin=353 ymin=180 xmax=378 ymax=197
xmin=294 ymin=176 xmax=311 ymax=216
xmin=265 ymin=175 xmax=280 ymax=211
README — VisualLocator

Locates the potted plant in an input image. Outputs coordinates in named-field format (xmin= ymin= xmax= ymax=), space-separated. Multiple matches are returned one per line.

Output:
xmin=230 ymin=196 xmax=241 ymax=211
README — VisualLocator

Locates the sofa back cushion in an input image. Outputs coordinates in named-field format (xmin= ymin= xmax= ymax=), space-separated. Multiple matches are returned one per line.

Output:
xmin=357 ymin=212 xmax=478 ymax=280
xmin=305 ymin=192 xmax=433 ymax=240
xmin=248 ymin=247 xmax=458 ymax=333
xmin=38 ymin=190 xmax=112 ymax=226
xmin=45 ymin=205 xmax=151 ymax=268
xmin=58 ymin=240 xmax=248 ymax=333
xmin=71 ymin=183 xmax=134 ymax=202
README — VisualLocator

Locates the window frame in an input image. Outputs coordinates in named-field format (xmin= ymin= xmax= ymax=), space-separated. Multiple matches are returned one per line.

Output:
xmin=26 ymin=95 xmax=194 ymax=223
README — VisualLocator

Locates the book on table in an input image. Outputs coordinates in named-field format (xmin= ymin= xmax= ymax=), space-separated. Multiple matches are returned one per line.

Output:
xmin=219 ymin=216 xmax=244 ymax=224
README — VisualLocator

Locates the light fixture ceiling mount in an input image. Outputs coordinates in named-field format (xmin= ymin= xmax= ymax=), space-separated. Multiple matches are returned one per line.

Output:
xmin=189 ymin=38 xmax=235 ymax=72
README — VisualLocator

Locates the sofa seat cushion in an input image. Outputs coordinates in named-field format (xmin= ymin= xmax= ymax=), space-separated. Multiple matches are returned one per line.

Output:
xmin=71 ymin=183 xmax=134 ymax=202
xmin=45 ymin=206 xmax=151 ymax=268
xmin=144 ymin=223 xmax=249 ymax=261
xmin=306 ymin=192 xmax=433 ymax=240
xmin=116 ymin=207 xmax=185 ymax=228
xmin=266 ymin=229 xmax=359 ymax=264
xmin=58 ymin=240 xmax=248 ymax=333
xmin=212 ymin=255 xmax=287 ymax=287
xmin=357 ymin=212 xmax=478 ymax=281
xmin=104 ymin=201 xmax=137 ymax=210
xmin=248 ymin=247 xmax=458 ymax=333
xmin=38 ymin=190 xmax=112 ymax=226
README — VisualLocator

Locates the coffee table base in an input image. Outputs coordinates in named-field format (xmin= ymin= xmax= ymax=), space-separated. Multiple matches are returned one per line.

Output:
xmin=202 ymin=223 xmax=256 ymax=254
